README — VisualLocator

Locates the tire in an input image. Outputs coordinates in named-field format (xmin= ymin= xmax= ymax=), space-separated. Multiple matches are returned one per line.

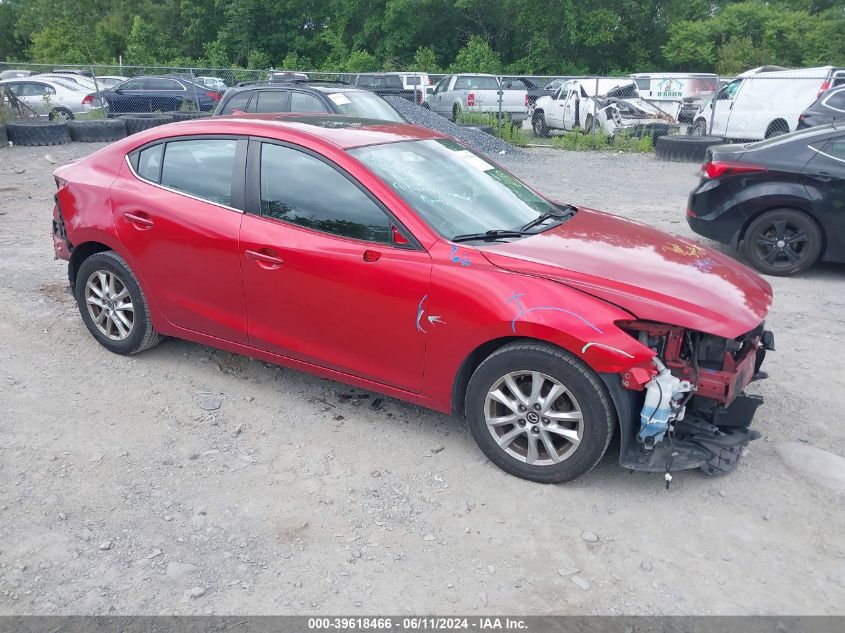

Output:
xmin=464 ymin=341 xmax=615 ymax=484
xmin=741 ymin=208 xmax=822 ymax=276
xmin=0 ymin=124 xmax=7 ymax=147
xmin=765 ymin=121 xmax=788 ymax=138
xmin=654 ymin=134 xmax=725 ymax=163
xmin=532 ymin=111 xmax=549 ymax=138
xmin=691 ymin=119 xmax=707 ymax=136
xmin=452 ymin=103 xmax=461 ymax=122
xmin=49 ymin=107 xmax=74 ymax=121
xmin=582 ymin=115 xmax=594 ymax=135
xmin=67 ymin=118 xmax=127 ymax=142
xmin=119 ymin=114 xmax=174 ymax=135
xmin=6 ymin=120 xmax=71 ymax=146
xmin=166 ymin=111 xmax=212 ymax=121
xmin=75 ymin=251 xmax=161 ymax=355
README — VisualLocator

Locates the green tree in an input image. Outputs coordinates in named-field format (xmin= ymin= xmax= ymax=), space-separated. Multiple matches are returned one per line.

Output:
xmin=450 ymin=35 xmax=501 ymax=73
xmin=343 ymin=49 xmax=379 ymax=72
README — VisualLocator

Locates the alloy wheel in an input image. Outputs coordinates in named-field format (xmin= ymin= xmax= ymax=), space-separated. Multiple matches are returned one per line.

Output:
xmin=84 ymin=270 xmax=135 ymax=341
xmin=484 ymin=370 xmax=583 ymax=466
xmin=751 ymin=219 xmax=809 ymax=270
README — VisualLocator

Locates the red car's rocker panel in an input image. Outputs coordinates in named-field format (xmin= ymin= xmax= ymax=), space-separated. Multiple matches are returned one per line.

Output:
xmin=52 ymin=114 xmax=774 ymax=484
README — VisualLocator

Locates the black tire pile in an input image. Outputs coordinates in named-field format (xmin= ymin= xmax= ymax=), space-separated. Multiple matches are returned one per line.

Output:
xmin=655 ymin=135 xmax=726 ymax=163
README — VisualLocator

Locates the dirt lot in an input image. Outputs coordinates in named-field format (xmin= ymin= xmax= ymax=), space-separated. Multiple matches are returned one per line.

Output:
xmin=1 ymin=142 xmax=844 ymax=616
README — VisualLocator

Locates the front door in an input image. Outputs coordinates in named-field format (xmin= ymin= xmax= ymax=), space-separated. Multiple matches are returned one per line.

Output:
xmin=710 ymin=79 xmax=741 ymax=136
xmin=562 ymin=90 xmax=579 ymax=129
xmin=111 ymin=136 xmax=249 ymax=343
xmin=239 ymin=140 xmax=431 ymax=393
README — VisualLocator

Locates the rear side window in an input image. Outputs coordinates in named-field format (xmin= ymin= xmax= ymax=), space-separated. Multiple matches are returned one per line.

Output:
xmin=159 ymin=139 xmax=238 ymax=206
xmin=137 ymin=145 xmax=163 ymax=182
xmin=824 ymin=89 xmax=845 ymax=111
xmin=259 ymin=143 xmax=389 ymax=242
xmin=254 ymin=90 xmax=288 ymax=113
xmin=221 ymin=90 xmax=252 ymax=114
xmin=290 ymin=92 xmax=327 ymax=113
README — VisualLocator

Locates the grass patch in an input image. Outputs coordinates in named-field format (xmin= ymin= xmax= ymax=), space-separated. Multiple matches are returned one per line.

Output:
xmin=456 ymin=111 xmax=530 ymax=147
xmin=542 ymin=129 xmax=654 ymax=153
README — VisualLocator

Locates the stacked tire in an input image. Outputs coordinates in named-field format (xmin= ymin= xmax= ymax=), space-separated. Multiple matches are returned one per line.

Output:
xmin=655 ymin=135 xmax=726 ymax=163
xmin=166 ymin=111 xmax=212 ymax=121
xmin=67 ymin=119 xmax=127 ymax=143
xmin=119 ymin=113 xmax=174 ymax=135
xmin=6 ymin=121 xmax=71 ymax=146
xmin=0 ymin=124 xmax=7 ymax=147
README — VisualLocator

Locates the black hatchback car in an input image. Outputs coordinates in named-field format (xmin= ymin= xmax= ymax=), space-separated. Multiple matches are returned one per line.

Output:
xmin=798 ymin=86 xmax=845 ymax=130
xmin=687 ymin=123 xmax=845 ymax=276
xmin=213 ymin=81 xmax=404 ymax=122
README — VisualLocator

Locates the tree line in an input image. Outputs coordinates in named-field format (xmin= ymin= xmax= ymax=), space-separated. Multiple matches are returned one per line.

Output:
xmin=1 ymin=0 xmax=843 ymax=76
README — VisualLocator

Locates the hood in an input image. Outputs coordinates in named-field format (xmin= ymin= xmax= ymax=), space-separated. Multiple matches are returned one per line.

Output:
xmin=480 ymin=208 xmax=772 ymax=339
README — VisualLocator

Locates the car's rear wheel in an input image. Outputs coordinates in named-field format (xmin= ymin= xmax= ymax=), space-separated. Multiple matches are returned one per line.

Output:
xmin=75 ymin=251 xmax=161 ymax=354
xmin=465 ymin=342 xmax=614 ymax=483
xmin=742 ymin=208 xmax=822 ymax=276
xmin=532 ymin=111 xmax=549 ymax=137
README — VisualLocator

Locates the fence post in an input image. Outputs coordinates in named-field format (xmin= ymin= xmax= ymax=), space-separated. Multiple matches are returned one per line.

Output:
xmin=497 ymin=74 xmax=503 ymax=131
xmin=189 ymin=68 xmax=199 ymax=111
xmin=89 ymin=62 xmax=104 ymax=118
xmin=593 ymin=75 xmax=600 ymax=137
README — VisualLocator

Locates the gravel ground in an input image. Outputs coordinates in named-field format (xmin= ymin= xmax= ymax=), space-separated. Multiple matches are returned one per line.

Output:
xmin=384 ymin=97 xmax=521 ymax=158
xmin=1 ymin=143 xmax=844 ymax=616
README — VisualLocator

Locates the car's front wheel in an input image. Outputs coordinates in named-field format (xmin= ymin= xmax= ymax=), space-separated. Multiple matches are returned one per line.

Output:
xmin=741 ymin=208 xmax=822 ymax=276
xmin=75 ymin=251 xmax=161 ymax=354
xmin=465 ymin=342 xmax=615 ymax=483
xmin=532 ymin=111 xmax=549 ymax=137
xmin=691 ymin=119 xmax=707 ymax=135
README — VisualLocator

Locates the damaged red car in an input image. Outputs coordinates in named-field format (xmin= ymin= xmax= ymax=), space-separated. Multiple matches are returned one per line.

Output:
xmin=52 ymin=114 xmax=774 ymax=483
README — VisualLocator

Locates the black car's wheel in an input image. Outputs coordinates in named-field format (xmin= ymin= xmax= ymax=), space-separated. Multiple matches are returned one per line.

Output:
xmin=532 ymin=111 xmax=549 ymax=137
xmin=742 ymin=208 xmax=822 ymax=276
xmin=75 ymin=251 xmax=161 ymax=355
xmin=465 ymin=342 xmax=614 ymax=484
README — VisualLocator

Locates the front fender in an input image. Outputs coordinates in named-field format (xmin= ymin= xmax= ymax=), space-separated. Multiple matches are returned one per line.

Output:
xmin=418 ymin=241 xmax=652 ymax=413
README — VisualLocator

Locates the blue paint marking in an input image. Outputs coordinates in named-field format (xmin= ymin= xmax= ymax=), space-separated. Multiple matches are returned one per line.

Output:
xmin=416 ymin=294 xmax=428 ymax=333
xmin=692 ymin=257 xmax=717 ymax=273
xmin=506 ymin=291 xmax=603 ymax=335
xmin=450 ymin=245 xmax=471 ymax=267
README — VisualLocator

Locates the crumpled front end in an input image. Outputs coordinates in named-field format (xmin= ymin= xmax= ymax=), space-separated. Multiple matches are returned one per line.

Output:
xmin=615 ymin=320 xmax=775 ymax=480
xmin=597 ymin=98 xmax=680 ymax=138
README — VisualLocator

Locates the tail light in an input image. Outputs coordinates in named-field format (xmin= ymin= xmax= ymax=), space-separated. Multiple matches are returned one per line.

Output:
xmin=207 ymin=91 xmax=222 ymax=102
xmin=817 ymin=80 xmax=830 ymax=98
xmin=82 ymin=94 xmax=95 ymax=106
xmin=687 ymin=208 xmax=697 ymax=218
xmin=799 ymin=114 xmax=806 ymax=123
xmin=701 ymin=161 xmax=767 ymax=180
xmin=427 ymin=77 xmax=432 ymax=85
xmin=524 ymin=94 xmax=529 ymax=107
xmin=467 ymin=92 xmax=475 ymax=107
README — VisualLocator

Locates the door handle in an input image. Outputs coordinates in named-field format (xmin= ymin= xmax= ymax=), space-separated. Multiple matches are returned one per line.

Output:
xmin=245 ymin=248 xmax=284 ymax=269
xmin=123 ymin=212 xmax=154 ymax=229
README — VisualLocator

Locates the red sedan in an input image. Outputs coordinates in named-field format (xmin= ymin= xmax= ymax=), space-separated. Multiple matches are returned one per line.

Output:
xmin=52 ymin=114 xmax=774 ymax=484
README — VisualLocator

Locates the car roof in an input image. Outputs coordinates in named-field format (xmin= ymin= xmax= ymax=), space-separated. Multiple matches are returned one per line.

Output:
xmin=141 ymin=114 xmax=445 ymax=150
xmin=228 ymin=82 xmax=360 ymax=94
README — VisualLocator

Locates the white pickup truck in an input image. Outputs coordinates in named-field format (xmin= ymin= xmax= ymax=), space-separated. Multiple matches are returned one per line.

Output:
xmin=531 ymin=79 xmax=680 ymax=138
xmin=425 ymin=74 xmax=528 ymax=124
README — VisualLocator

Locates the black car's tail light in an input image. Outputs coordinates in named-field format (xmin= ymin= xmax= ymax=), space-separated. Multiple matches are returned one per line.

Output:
xmin=702 ymin=161 xmax=768 ymax=180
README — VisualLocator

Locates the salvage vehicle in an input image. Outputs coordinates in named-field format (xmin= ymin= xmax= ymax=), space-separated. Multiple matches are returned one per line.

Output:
xmin=52 ymin=114 xmax=773 ymax=484
xmin=214 ymin=81 xmax=404 ymax=122
xmin=688 ymin=123 xmax=845 ymax=276
xmin=0 ymin=77 xmax=108 ymax=120
xmin=425 ymin=73 xmax=529 ymax=124
xmin=691 ymin=66 xmax=845 ymax=139
xmin=532 ymin=79 xmax=680 ymax=138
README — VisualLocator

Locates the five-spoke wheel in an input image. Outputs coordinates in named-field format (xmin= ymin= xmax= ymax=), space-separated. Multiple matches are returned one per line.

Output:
xmin=742 ymin=208 xmax=821 ymax=276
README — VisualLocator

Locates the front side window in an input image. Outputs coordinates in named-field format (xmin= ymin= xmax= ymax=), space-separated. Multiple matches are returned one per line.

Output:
xmin=351 ymin=139 xmax=561 ymax=241
xmin=719 ymin=80 xmax=741 ymax=100
xmin=260 ymin=143 xmax=390 ymax=243
xmin=290 ymin=92 xmax=328 ymax=113
xmin=159 ymin=139 xmax=238 ymax=206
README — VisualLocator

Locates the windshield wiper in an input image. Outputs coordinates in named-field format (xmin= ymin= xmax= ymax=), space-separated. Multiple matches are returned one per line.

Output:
xmin=519 ymin=207 xmax=576 ymax=233
xmin=452 ymin=229 xmax=530 ymax=243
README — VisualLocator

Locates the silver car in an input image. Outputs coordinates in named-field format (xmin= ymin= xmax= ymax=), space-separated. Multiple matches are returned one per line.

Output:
xmin=0 ymin=77 xmax=108 ymax=120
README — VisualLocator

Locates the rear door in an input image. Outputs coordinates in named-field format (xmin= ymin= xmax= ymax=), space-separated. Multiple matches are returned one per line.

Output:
xmin=112 ymin=136 xmax=249 ymax=343
xmin=803 ymin=134 xmax=845 ymax=254
xmin=239 ymin=139 xmax=431 ymax=392
xmin=16 ymin=81 xmax=55 ymax=116
xmin=249 ymin=89 xmax=290 ymax=113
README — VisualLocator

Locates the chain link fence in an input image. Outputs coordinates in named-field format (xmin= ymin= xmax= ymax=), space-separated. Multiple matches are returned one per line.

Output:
xmin=1 ymin=61 xmax=841 ymax=147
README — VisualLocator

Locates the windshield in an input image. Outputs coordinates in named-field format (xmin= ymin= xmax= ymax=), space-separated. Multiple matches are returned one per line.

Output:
xmin=350 ymin=139 xmax=562 ymax=240
xmin=328 ymin=90 xmax=403 ymax=122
